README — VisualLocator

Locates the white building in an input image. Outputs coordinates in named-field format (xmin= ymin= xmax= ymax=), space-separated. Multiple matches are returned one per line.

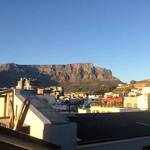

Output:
xmin=78 ymin=107 xmax=139 ymax=114
xmin=128 ymin=89 xmax=141 ymax=97
xmin=16 ymin=78 xmax=32 ymax=90
xmin=137 ymin=94 xmax=150 ymax=110
xmin=88 ymin=95 xmax=100 ymax=99
xmin=142 ymin=87 xmax=150 ymax=94
xmin=104 ymin=92 xmax=113 ymax=98
xmin=14 ymin=89 xmax=77 ymax=150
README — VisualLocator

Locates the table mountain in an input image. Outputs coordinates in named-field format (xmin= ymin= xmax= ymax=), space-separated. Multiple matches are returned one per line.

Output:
xmin=0 ymin=63 xmax=121 ymax=93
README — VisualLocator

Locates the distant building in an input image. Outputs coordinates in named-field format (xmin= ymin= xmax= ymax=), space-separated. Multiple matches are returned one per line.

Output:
xmin=128 ymin=89 xmax=141 ymax=97
xmin=78 ymin=107 xmax=139 ymax=113
xmin=16 ymin=78 xmax=32 ymax=90
xmin=142 ymin=87 xmax=150 ymax=94
xmin=37 ymin=88 xmax=44 ymax=95
xmin=91 ymin=106 xmax=139 ymax=113
xmin=65 ymin=92 xmax=87 ymax=99
xmin=38 ymin=86 xmax=63 ymax=99
xmin=124 ymin=89 xmax=150 ymax=110
xmin=124 ymin=97 xmax=138 ymax=108
xmin=104 ymin=92 xmax=113 ymax=98
xmin=137 ymin=94 xmax=150 ymax=110
xmin=16 ymin=78 xmax=63 ymax=99
xmin=116 ymin=84 xmax=130 ymax=89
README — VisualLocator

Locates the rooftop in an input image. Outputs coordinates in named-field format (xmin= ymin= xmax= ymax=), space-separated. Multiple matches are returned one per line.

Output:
xmin=16 ymin=93 xmax=69 ymax=125
xmin=0 ymin=126 xmax=60 ymax=150
xmin=69 ymin=111 xmax=150 ymax=145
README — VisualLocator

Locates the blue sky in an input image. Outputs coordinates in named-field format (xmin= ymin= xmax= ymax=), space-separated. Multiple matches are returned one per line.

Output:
xmin=0 ymin=0 xmax=150 ymax=82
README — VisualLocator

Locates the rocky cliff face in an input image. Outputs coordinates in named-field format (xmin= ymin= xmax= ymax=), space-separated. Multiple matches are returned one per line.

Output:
xmin=0 ymin=63 xmax=120 ymax=91
xmin=31 ymin=63 xmax=118 ymax=82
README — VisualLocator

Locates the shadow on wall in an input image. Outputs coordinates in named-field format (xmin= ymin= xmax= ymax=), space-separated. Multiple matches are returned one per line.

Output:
xmin=43 ymin=123 xmax=77 ymax=150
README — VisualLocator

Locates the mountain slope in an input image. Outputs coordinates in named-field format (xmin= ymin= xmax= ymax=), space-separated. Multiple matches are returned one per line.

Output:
xmin=132 ymin=79 xmax=150 ymax=88
xmin=0 ymin=63 xmax=121 ymax=93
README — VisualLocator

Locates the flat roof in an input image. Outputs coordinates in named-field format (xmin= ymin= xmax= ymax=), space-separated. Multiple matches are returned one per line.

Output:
xmin=69 ymin=111 xmax=150 ymax=145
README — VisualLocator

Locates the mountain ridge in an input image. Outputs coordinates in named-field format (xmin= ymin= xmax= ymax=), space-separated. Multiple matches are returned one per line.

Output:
xmin=0 ymin=63 xmax=121 ymax=93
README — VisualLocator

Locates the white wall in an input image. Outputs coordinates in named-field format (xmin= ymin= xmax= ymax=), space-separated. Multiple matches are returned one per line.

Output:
xmin=0 ymin=97 xmax=5 ymax=117
xmin=78 ymin=108 xmax=91 ymax=113
xmin=78 ymin=107 xmax=140 ymax=114
xmin=90 ymin=107 xmax=139 ymax=113
xmin=88 ymin=95 xmax=99 ymax=99
xmin=137 ymin=95 xmax=149 ymax=110
xmin=142 ymin=87 xmax=150 ymax=94
xmin=14 ymin=95 xmax=46 ymax=139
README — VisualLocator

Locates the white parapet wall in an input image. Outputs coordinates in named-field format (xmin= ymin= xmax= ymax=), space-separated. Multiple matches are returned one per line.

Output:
xmin=90 ymin=106 xmax=140 ymax=113
xmin=78 ymin=107 xmax=140 ymax=114
xmin=14 ymin=95 xmax=46 ymax=139
xmin=137 ymin=94 xmax=150 ymax=110
xmin=78 ymin=108 xmax=91 ymax=113
xmin=0 ymin=97 xmax=5 ymax=117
